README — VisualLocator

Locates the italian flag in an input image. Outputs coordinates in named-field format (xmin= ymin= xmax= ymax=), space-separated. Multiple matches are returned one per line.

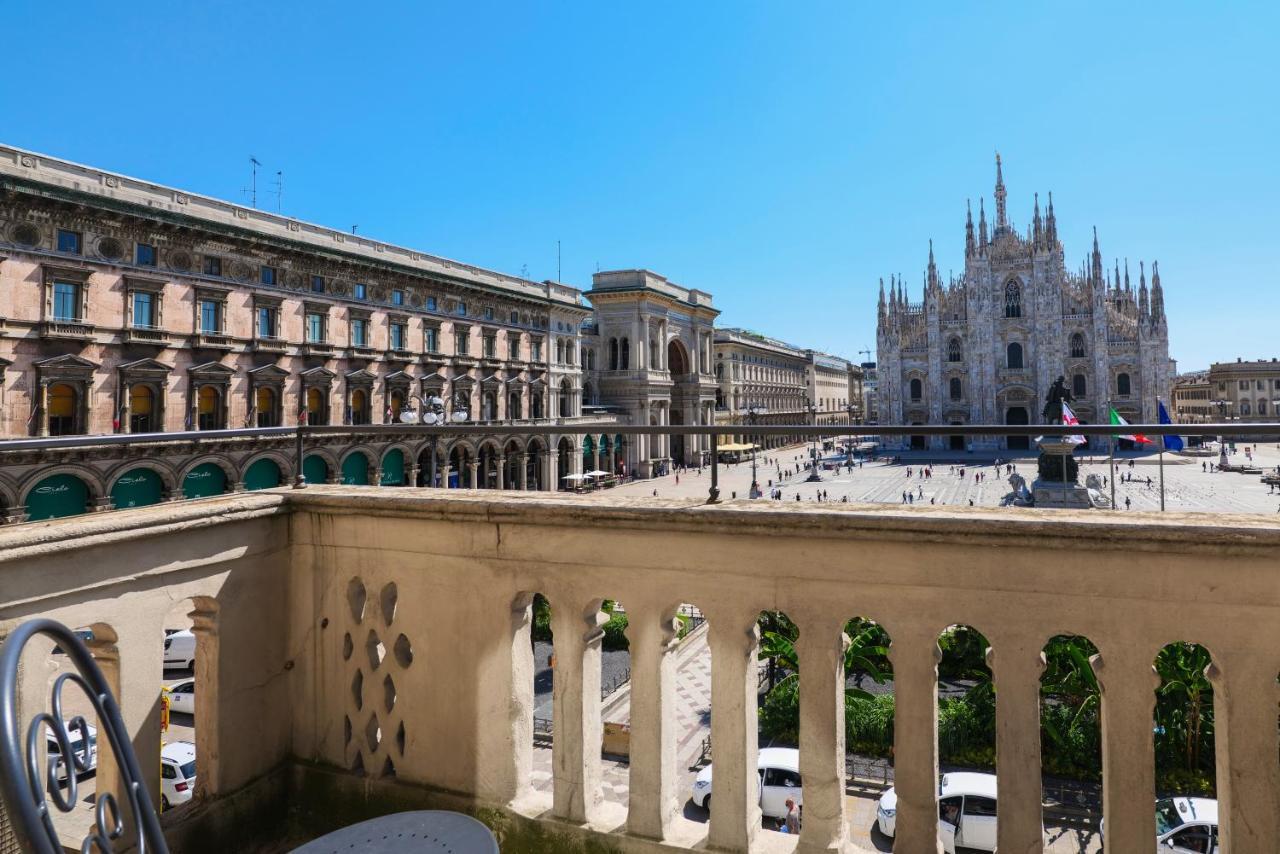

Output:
xmin=1109 ymin=407 xmax=1152 ymax=444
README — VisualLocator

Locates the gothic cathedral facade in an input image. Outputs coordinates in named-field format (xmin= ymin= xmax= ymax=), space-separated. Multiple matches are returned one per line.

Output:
xmin=876 ymin=156 xmax=1173 ymax=450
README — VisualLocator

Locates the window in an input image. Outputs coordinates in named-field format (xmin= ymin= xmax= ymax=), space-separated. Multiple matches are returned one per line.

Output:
xmin=508 ymin=335 xmax=520 ymax=360
xmin=910 ymin=378 xmax=923 ymax=401
xmin=1259 ymin=399 xmax=1268 ymax=415
xmin=129 ymin=385 xmax=154 ymax=432
xmin=1004 ymin=280 xmax=1022 ymax=318
xmin=454 ymin=328 xmax=470 ymax=355
xmin=390 ymin=322 xmax=407 ymax=351
xmin=255 ymin=387 xmax=277 ymax=427
xmin=392 ymin=289 xmax=404 ymax=306
xmin=48 ymin=383 xmax=79 ymax=435
xmin=1117 ymin=373 xmax=1131 ymax=396
xmin=1070 ymin=333 xmax=1086 ymax=358
xmin=510 ymin=310 xmax=519 ymax=324
xmin=351 ymin=318 xmax=368 ymax=347
xmin=483 ymin=334 xmax=496 ymax=358
xmin=1006 ymin=342 xmax=1024 ymax=370
xmin=52 ymin=281 xmax=80 ymax=321
xmin=132 ymin=291 xmax=155 ymax=328
xmin=1239 ymin=380 xmax=1249 ymax=390
xmin=258 ymin=265 xmax=276 ymax=285
xmin=947 ymin=338 xmax=962 ymax=362
xmin=456 ymin=301 xmax=467 ymax=316
xmin=257 ymin=306 xmax=277 ymax=339
xmin=619 ymin=338 xmax=628 ymax=369
xmin=531 ymin=339 xmax=543 ymax=362
xmin=964 ymin=796 xmax=998 ymax=817
xmin=203 ymin=256 xmax=222 ymax=276
xmin=56 ymin=229 xmax=82 ymax=254
xmin=198 ymin=299 xmax=221 ymax=333
xmin=425 ymin=327 xmax=439 ymax=352
xmin=136 ymin=243 xmax=157 ymax=267
xmin=197 ymin=386 xmax=221 ymax=430
xmin=484 ymin=307 xmax=493 ymax=320
xmin=354 ymin=283 xmax=367 ymax=300
xmin=305 ymin=312 xmax=325 ymax=343
xmin=763 ymin=767 xmax=802 ymax=788
xmin=1073 ymin=373 xmax=1087 ymax=396
xmin=950 ymin=377 xmax=963 ymax=400
xmin=426 ymin=296 xmax=437 ymax=311
xmin=311 ymin=275 xmax=325 ymax=294
xmin=350 ymin=389 xmax=370 ymax=425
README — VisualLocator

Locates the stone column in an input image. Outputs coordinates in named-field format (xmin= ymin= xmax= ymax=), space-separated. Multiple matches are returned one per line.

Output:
xmin=496 ymin=456 xmax=505 ymax=490
xmin=84 ymin=631 xmax=123 ymax=830
xmin=551 ymin=597 xmax=605 ymax=824
xmin=189 ymin=604 xmax=221 ymax=798
xmin=796 ymin=614 xmax=848 ymax=853
xmin=626 ymin=601 xmax=680 ymax=839
xmin=591 ymin=447 xmax=600 ymax=474
xmin=706 ymin=610 xmax=760 ymax=852
xmin=1095 ymin=647 xmax=1159 ymax=854
xmin=1210 ymin=651 xmax=1280 ymax=850
xmin=468 ymin=461 xmax=479 ymax=489
xmin=441 ymin=464 xmax=452 ymax=488
xmin=407 ymin=464 xmax=420 ymax=487
xmin=518 ymin=453 xmax=529 ymax=490
xmin=888 ymin=623 xmax=944 ymax=854
xmin=36 ymin=380 xmax=49 ymax=437
xmin=990 ymin=640 xmax=1044 ymax=854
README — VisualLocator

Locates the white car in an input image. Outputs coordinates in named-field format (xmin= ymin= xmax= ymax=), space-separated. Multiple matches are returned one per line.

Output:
xmin=690 ymin=746 xmax=802 ymax=820
xmin=160 ymin=741 xmax=197 ymax=810
xmin=166 ymin=679 xmax=195 ymax=715
xmin=877 ymin=771 xmax=999 ymax=853
xmin=45 ymin=723 xmax=98 ymax=784
xmin=163 ymin=630 xmax=196 ymax=670
xmin=1155 ymin=797 xmax=1218 ymax=851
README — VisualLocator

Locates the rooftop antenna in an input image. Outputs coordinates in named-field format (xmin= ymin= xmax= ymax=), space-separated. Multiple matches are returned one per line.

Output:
xmin=351 ymin=225 xmax=358 ymax=234
xmin=557 ymin=240 xmax=561 ymax=283
xmin=248 ymin=156 xmax=260 ymax=208
xmin=271 ymin=170 xmax=283 ymax=213
xmin=520 ymin=263 xmax=529 ymax=279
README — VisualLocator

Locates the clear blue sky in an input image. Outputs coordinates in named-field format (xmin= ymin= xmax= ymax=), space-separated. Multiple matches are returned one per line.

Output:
xmin=5 ymin=2 xmax=1276 ymax=370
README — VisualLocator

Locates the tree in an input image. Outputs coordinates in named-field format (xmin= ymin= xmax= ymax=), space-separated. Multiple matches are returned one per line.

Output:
xmin=1154 ymin=642 xmax=1215 ymax=773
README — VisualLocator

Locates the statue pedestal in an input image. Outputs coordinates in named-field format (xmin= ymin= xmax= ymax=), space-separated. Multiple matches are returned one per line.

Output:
xmin=1031 ymin=439 xmax=1097 ymax=509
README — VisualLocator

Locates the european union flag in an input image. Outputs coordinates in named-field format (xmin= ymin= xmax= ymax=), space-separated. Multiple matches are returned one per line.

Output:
xmin=1158 ymin=401 xmax=1184 ymax=451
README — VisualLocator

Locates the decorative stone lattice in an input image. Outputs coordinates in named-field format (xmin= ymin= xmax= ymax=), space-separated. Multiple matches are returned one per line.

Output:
xmin=341 ymin=577 xmax=412 ymax=779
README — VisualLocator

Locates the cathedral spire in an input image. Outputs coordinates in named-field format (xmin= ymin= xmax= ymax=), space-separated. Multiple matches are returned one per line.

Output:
xmin=1114 ymin=259 xmax=1121 ymax=294
xmin=994 ymin=153 xmax=1008 ymax=231
xmin=965 ymin=199 xmax=976 ymax=258
xmin=1124 ymin=258 xmax=1131 ymax=292
xmin=1091 ymin=226 xmax=1103 ymax=284
xmin=1032 ymin=192 xmax=1042 ymax=247
xmin=1139 ymin=261 xmax=1149 ymax=318
xmin=978 ymin=197 xmax=988 ymax=249
xmin=1046 ymin=191 xmax=1057 ymax=244
xmin=1151 ymin=260 xmax=1165 ymax=320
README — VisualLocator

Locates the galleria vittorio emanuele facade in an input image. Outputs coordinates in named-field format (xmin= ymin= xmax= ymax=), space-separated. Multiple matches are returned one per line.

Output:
xmin=876 ymin=156 xmax=1174 ymax=450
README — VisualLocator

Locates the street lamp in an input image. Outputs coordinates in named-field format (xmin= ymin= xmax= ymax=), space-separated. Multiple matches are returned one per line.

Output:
xmin=1212 ymin=399 xmax=1232 ymax=470
xmin=747 ymin=402 xmax=763 ymax=498
xmin=844 ymin=403 xmax=856 ymax=463
xmin=805 ymin=402 xmax=822 ymax=482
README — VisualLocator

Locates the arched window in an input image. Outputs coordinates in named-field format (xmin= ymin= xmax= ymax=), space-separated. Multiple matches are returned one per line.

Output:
xmin=559 ymin=379 xmax=573 ymax=418
xmin=609 ymin=338 xmax=618 ymax=370
xmin=306 ymin=387 xmax=327 ymax=425
xmin=48 ymin=383 xmax=80 ymax=436
xmin=1004 ymin=280 xmax=1022 ymax=318
xmin=947 ymin=337 xmax=962 ymax=363
xmin=620 ymin=338 xmax=630 ymax=370
xmin=1240 ymin=400 xmax=1251 ymax=416
xmin=1006 ymin=342 xmax=1024 ymax=369
xmin=949 ymin=377 xmax=963 ymax=400
xmin=1258 ymin=399 xmax=1268 ymax=415
xmin=350 ymin=388 xmax=370 ymax=425
xmin=1116 ymin=373 xmax=1131 ymax=396
xmin=1070 ymin=333 xmax=1086 ymax=358
xmin=255 ymin=387 xmax=277 ymax=427
xmin=129 ymin=384 xmax=154 ymax=433
xmin=1072 ymin=373 xmax=1087 ymax=397
xmin=509 ymin=391 xmax=522 ymax=419
xmin=909 ymin=378 xmax=923 ymax=401
xmin=197 ymin=385 xmax=221 ymax=430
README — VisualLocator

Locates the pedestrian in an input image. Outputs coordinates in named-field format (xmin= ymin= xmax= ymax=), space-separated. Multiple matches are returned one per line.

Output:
xmin=902 ymin=491 xmax=907 ymax=504
xmin=675 ymin=473 xmax=680 ymax=485
xmin=968 ymin=499 xmax=974 ymax=506
xmin=784 ymin=798 xmax=801 ymax=834
xmin=908 ymin=493 xmax=914 ymax=504
xmin=1202 ymin=462 xmax=1206 ymax=472
xmin=1125 ymin=496 xmax=1131 ymax=510
xmin=652 ymin=489 xmax=658 ymax=497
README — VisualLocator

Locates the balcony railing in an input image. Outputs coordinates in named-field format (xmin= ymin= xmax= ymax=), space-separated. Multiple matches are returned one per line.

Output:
xmin=39 ymin=319 xmax=95 ymax=340
xmin=192 ymin=331 xmax=234 ymax=349
xmin=1 ymin=471 xmax=1278 ymax=853
xmin=301 ymin=340 xmax=334 ymax=357
xmin=253 ymin=335 xmax=287 ymax=353
xmin=123 ymin=325 xmax=169 ymax=345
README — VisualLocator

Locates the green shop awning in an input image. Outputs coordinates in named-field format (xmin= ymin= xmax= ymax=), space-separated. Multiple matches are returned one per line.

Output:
xmin=342 ymin=453 xmax=370 ymax=485
xmin=380 ymin=449 xmax=405 ymax=486
xmin=110 ymin=468 xmax=163 ymax=509
xmin=183 ymin=463 xmax=227 ymax=499
xmin=243 ymin=458 xmax=282 ymax=491
xmin=26 ymin=474 xmax=89 ymax=521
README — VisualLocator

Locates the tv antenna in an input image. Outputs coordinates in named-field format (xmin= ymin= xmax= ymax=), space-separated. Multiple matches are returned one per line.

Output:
xmin=246 ymin=156 xmax=260 ymax=208
xmin=270 ymin=170 xmax=283 ymax=213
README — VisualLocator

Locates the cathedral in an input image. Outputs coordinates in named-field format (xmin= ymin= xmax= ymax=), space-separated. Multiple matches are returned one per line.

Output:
xmin=876 ymin=156 xmax=1174 ymax=451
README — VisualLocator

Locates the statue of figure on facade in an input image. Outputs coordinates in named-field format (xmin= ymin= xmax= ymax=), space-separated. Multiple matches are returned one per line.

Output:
xmin=1041 ymin=376 xmax=1074 ymax=424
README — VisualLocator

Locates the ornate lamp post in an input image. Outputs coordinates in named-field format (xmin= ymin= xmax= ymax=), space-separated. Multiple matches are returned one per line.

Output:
xmin=1212 ymin=398 xmax=1231 ymax=470
xmin=747 ymin=402 xmax=763 ymax=498
xmin=805 ymin=401 xmax=822 ymax=482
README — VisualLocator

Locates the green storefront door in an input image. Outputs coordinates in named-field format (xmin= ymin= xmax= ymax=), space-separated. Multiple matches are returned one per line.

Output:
xmin=341 ymin=454 xmax=370 ymax=485
xmin=26 ymin=474 xmax=89 ymax=521
xmin=380 ymin=449 xmax=405 ymax=486
xmin=243 ymin=458 xmax=282 ymax=491
xmin=110 ymin=468 xmax=163 ymax=509
xmin=183 ymin=463 xmax=227 ymax=499
xmin=303 ymin=455 xmax=329 ymax=486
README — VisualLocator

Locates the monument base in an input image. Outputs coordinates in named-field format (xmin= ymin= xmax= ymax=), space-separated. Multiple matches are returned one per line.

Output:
xmin=1030 ymin=479 xmax=1097 ymax=509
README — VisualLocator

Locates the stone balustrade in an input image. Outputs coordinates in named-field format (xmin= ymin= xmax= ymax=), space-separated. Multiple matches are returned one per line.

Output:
xmin=1 ymin=489 xmax=1278 ymax=853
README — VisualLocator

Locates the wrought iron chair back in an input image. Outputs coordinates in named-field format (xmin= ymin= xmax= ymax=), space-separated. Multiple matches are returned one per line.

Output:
xmin=0 ymin=618 xmax=169 ymax=854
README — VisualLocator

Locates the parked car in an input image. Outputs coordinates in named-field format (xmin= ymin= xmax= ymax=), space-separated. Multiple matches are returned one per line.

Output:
xmin=166 ymin=678 xmax=195 ymax=715
xmin=690 ymin=746 xmax=802 ymax=820
xmin=1100 ymin=797 xmax=1219 ymax=852
xmin=160 ymin=741 xmax=197 ymax=810
xmin=877 ymin=771 xmax=999 ymax=853
xmin=45 ymin=723 xmax=98 ymax=784
xmin=163 ymin=630 xmax=196 ymax=670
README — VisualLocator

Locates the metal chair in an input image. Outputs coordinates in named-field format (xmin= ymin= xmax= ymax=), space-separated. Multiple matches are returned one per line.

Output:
xmin=0 ymin=618 xmax=169 ymax=854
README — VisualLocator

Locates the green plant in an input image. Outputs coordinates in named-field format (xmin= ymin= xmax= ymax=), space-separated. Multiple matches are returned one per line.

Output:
xmin=531 ymin=593 xmax=552 ymax=643
xmin=601 ymin=611 xmax=629 ymax=651
xmin=1154 ymin=642 xmax=1215 ymax=775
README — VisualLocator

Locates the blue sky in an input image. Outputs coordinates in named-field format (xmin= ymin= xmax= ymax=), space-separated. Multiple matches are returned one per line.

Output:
xmin=5 ymin=2 xmax=1276 ymax=370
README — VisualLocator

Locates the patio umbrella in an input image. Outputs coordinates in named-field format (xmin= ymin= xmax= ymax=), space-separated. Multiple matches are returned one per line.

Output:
xmin=585 ymin=470 xmax=610 ymax=477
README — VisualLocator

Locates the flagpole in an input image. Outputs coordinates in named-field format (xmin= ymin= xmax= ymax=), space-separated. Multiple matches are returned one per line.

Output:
xmin=1159 ymin=445 xmax=1165 ymax=511
xmin=1108 ymin=398 xmax=1117 ymax=509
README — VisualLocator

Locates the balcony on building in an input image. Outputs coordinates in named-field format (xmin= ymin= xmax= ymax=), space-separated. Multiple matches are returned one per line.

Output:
xmin=192 ymin=331 xmax=235 ymax=350
xmin=39 ymin=319 xmax=96 ymax=341
xmin=301 ymin=340 xmax=335 ymax=358
xmin=4 ymin=486 xmax=1278 ymax=854
xmin=122 ymin=324 xmax=170 ymax=347
xmin=252 ymin=335 xmax=288 ymax=354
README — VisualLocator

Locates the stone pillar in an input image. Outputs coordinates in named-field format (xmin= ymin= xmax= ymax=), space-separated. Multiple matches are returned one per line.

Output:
xmin=889 ymin=623 xmax=943 ymax=854
xmin=468 ymin=461 xmax=479 ymax=489
xmin=796 ymin=615 xmax=848 ymax=853
xmin=591 ymin=447 xmax=600 ymax=474
xmin=407 ymin=464 xmax=420 ymax=487
xmin=495 ymin=456 xmax=506 ymax=490
xmin=36 ymin=380 xmax=49 ymax=437
xmin=441 ymin=464 xmax=452 ymax=488
xmin=990 ymin=640 xmax=1044 ymax=854
xmin=551 ymin=597 xmax=605 ymax=824
xmin=626 ymin=601 xmax=680 ymax=839
xmin=84 ymin=631 xmax=123 ymax=830
xmin=189 ymin=604 xmax=221 ymax=798
xmin=706 ymin=610 xmax=760 ymax=851
xmin=518 ymin=453 xmax=529 ymax=490
xmin=1095 ymin=647 xmax=1159 ymax=854
xmin=1210 ymin=652 xmax=1280 ymax=850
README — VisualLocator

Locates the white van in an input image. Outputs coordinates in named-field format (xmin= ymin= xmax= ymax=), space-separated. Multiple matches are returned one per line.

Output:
xmin=163 ymin=629 xmax=195 ymax=670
